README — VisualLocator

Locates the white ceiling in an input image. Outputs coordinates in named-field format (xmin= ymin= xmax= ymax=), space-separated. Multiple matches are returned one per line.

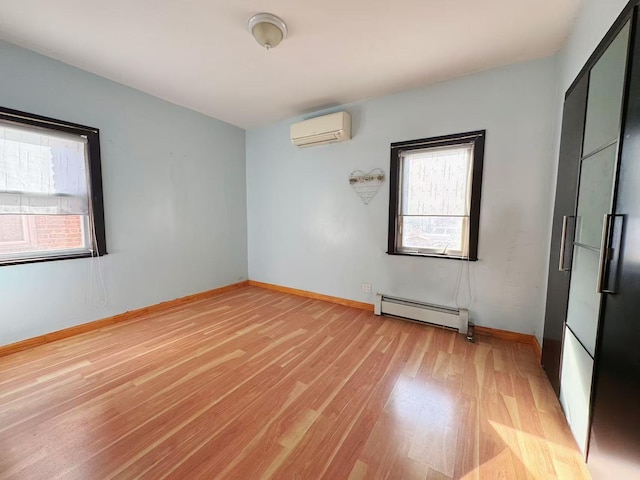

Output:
xmin=0 ymin=0 xmax=582 ymax=129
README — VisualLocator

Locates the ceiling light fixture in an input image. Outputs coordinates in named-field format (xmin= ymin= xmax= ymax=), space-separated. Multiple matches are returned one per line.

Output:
xmin=247 ymin=13 xmax=287 ymax=50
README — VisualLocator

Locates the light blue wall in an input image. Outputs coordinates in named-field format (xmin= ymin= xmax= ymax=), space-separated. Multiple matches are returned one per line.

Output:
xmin=0 ymin=40 xmax=248 ymax=346
xmin=247 ymin=57 xmax=560 ymax=338
xmin=1 ymin=0 xmax=621 ymax=347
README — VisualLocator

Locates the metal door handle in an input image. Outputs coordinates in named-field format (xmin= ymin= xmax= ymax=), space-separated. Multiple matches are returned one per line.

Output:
xmin=558 ymin=215 xmax=574 ymax=272
xmin=597 ymin=214 xmax=613 ymax=294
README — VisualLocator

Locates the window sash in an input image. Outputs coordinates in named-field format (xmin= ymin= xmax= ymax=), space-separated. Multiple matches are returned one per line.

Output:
xmin=387 ymin=130 xmax=484 ymax=261
xmin=397 ymin=214 xmax=470 ymax=257
xmin=0 ymin=214 xmax=92 ymax=266
xmin=396 ymin=144 xmax=474 ymax=257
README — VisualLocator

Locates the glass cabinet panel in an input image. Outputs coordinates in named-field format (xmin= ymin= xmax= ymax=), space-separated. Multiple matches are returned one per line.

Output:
xmin=574 ymin=145 xmax=617 ymax=250
xmin=566 ymin=246 xmax=602 ymax=356
xmin=560 ymin=328 xmax=594 ymax=454
xmin=582 ymin=22 xmax=630 ymax=156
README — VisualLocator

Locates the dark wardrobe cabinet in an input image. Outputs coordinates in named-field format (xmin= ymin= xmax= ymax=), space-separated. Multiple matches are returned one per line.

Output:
xmin=542 ymin=2 xmax=640 ymax=479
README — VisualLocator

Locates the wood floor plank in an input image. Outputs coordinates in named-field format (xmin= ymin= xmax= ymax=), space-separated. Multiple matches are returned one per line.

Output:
xmin=0 ymin=286 xmax=590 ymax=479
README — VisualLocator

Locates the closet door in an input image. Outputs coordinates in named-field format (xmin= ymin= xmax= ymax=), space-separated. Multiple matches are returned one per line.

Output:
xmin=541 ymin=77 xmax=587 ymax=396
xmin=588 ymin=10 xmax=640 ymax=479
xmin=560 ymin=21 xmax=630 ymax=455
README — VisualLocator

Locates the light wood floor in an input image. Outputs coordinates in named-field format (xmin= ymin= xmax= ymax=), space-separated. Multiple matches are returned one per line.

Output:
xmin=0 ymin=286 xmax=590 ymax=479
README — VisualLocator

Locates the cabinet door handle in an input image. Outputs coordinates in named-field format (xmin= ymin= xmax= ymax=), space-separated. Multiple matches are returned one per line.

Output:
xmin=597 ymin=214 xmax=624 ymax=294
xmin=558 ymin=215 xmax=574 ymax=272
xmin=597 ymin=214 xmax=613 ymax=294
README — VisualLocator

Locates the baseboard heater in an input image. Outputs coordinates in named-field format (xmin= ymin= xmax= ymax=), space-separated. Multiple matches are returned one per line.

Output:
xmin=374 ymin=294 xmax=469 ymax=335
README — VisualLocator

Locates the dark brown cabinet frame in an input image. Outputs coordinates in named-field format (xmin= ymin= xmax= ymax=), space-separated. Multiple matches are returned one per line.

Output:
xmin=542 ymin=1 xmax=640 ymax=477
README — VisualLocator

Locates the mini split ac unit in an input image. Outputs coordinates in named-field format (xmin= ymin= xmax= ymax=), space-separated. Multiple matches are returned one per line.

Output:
xmin=290 ymin=111 xmax=351 ymax=148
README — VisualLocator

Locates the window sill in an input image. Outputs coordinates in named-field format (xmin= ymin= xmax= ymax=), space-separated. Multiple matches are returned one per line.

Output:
xmin=0 ymin=251 xmax=105 ymax=267
xmin=387 ymin=251 xmax=478 ymax=261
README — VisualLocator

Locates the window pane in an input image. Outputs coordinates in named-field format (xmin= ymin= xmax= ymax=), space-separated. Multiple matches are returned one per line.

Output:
xmin=401 ymin=144 xmax=473 ymax=216
xmin=0 ymin=214 xmax=88 ymax=258
xmin=582 ymin=21 xmax=629 ymax=156
xmin=401 ymin=216 xmax=466 ymax=253
xmin=0 ymin=122 xmax=89 ymax=215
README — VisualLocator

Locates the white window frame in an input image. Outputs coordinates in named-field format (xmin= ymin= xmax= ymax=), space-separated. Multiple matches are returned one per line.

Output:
xmin=387 ymin=131 xmax=485 ymax=261
xmin=0 ymin=107 xmax=107 ymax=266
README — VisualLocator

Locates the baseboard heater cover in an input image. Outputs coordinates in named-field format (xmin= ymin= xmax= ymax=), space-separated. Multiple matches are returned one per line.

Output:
xmin=374 ymin=294 xmax=469 ymax=335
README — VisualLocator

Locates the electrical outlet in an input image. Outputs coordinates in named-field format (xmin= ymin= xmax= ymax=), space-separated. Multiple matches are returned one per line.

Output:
xmin=361 ymin=283 xmax=371 ymax=294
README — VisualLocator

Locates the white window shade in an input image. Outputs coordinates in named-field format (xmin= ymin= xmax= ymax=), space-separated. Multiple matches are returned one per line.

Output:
xmin=400 ymin=144 xmax=473 ymax=216
xmin=0 ymin=122 xmax=89 ymax=215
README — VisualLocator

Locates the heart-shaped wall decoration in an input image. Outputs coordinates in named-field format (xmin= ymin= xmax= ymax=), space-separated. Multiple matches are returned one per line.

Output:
xmin=349 ymin=168 xmax=385 ymax=205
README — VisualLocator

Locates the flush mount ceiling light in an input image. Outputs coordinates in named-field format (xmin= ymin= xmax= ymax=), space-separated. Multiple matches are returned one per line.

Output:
xmin=248 ymin=13 xmax=287 ymax=50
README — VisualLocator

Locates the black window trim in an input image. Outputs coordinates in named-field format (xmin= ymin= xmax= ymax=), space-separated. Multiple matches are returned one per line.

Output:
xmin=0 ymin=106 xmax=107 ymax=266
xmin=387 ymin=130 xmax=485 ymax=261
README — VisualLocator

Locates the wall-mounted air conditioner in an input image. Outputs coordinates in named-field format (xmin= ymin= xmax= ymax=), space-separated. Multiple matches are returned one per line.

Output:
xmin=290 ymin=111 xmax=351 ymax=148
